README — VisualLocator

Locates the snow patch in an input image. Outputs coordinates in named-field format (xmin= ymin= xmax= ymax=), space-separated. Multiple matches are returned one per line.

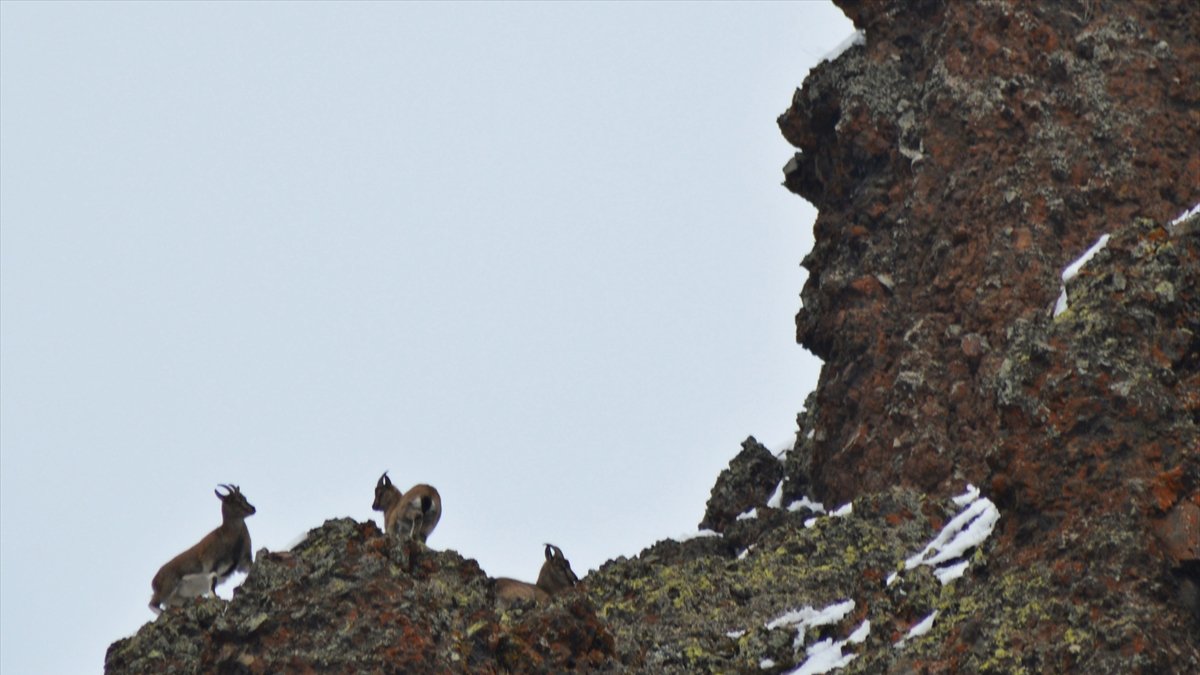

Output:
xmin=737 ymin=507 xmax=759 ymax=521
xmin=1170 ymin=201 xmax=1200 ymax=226
xmin=933 ymin=559 xmax=971 ymax=584
xmin=895 ymin=611 xmax=938 ymax=649
xmin=787 ymin=620 xmax=870 ymax=675
xmin=766 ymin=599 xmax=855 ymax=650
xmin=767 ymin=480 xmax=785 ymax=508
xmin=822 ymin=29 xmax=866 ymax=62
xmin=904 ymin=484 xmax=1000 ymax=584
xmin=787 ymin=497 xmax=826 ymax=514
xmin=951 ymin=484 xmax=980 ymax=506
xmin=1053 ymin=233 xmax=1110 ymax=317
xmin=801 ymin=500 xmax=850 ymax=529
xmin=677 ymin=528 xmax=722 ymax=542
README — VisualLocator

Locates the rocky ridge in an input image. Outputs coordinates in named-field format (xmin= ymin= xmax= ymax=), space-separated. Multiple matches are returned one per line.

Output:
xmin=107 ymin=1 xmax=1199 ymax=672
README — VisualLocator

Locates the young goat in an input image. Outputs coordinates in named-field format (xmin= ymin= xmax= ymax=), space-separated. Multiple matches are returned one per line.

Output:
xmin=494 ymin=544 xmax=580 ymax=606
xmin=149 ymin=484 xmax=256 ymax=614
xmin=372 ymin=471 xmax=442 ymax=543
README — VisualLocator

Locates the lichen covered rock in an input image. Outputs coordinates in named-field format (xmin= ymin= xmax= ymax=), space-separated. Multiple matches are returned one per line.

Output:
xmin=775 ymin=0 xmax=1200 ymax=670
xmin=105 ymin=518 xmax=616 ymax=674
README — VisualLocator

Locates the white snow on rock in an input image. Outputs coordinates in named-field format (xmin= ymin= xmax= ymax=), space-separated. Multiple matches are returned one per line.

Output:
xmin=933 ymin=559 xmax=971 ymax=584
xmin=787 ymin=619 xmax=871 ymax=675
xmin=787 ymin=496 xmax=826 ymax=514
xmin=766 ymin=599 xmax=856 ymax=650
xmin=822 ymin=30 xmax=866 ymax=62
xmin=895 ymin=610 xmax=938 ymax=649
xmin=951 ymin=484 xmax=980 ymax=506
xmin=903 ymin=484 xmax=1000 ymax=584
xmin=737 ymin=508 xmax=760 ymax=521
xmin=1053 ymin=233 xmax=1110 ymax=317
xmin=799 ymin=500 xmax=850 ymax=529
xmin=767 ymin=480 xmax=785 ymax=508
xmin=677 ymin=528 xmax=722 ymax=542
xmin=1170 ymin=201 xmax=1200 ymax=226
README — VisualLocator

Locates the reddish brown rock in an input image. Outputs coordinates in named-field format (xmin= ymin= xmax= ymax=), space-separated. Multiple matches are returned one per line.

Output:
xmin=779 ymin=0 xmax=1200 ymax=671
xmin=1157 ymin=502 xmax=1200 ymax=564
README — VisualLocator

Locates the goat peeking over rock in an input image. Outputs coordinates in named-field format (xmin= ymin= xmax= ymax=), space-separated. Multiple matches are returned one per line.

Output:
xmin=494 ymin=544 xmax=579 ymax=606
xmin=372 ymin=471 xmax=441 ymax=543
xmin=149 ymin=484 xmax=255 ymax=615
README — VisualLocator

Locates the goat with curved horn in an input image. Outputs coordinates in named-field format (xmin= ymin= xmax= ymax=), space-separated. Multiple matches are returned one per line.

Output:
xmin=148 ymin=484 xmax=256 ymax=614
xmin=372 ymin=471 xmax=442 ymax=543
xmin=494 ymin=543 xmax=580 ymax=606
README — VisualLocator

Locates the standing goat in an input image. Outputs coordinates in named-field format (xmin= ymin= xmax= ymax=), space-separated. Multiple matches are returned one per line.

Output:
xmin=372 ymin=471 xmax=441 ymax=543
xmin=149 ymin=484 xmax=256 ymax=614
xmin=494 ymin=544 xmax=580 ymax=606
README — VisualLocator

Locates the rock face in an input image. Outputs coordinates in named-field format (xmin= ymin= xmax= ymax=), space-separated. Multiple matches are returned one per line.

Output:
xmin=107 ymin=1 xmax=1199 ymax=672
xmin=775 ymin=0 xmax=1199 ymax=671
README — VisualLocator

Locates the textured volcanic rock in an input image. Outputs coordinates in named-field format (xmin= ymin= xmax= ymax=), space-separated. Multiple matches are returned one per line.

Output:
xmin=780 ymin=0 xmax=1198 ymax=506
xmin=587 ymin=487 xmax=961 ymax=673
xmin=106 ymin=1 xmax=1199 ymax=672
xmin=774 ymin=0 xmax=1200 ymax=671
xmin=700 ymin=436 xmax=784 ymax=533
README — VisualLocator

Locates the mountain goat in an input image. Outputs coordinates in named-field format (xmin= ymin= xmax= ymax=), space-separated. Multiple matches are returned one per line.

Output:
xmin=372 ymin=471 xmax=441 ymax=543
xmin=494 ymin=544 xmax=579 ymax=605
xmin=149 ymin=484 xmax=255 ymax=614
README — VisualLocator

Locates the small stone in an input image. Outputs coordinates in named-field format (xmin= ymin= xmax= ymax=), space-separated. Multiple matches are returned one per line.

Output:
xmin=1156 ymin=502 xmax=1200 ymax=564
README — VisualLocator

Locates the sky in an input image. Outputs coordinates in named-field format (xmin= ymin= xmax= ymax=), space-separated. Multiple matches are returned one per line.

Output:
xmin=0 ymin=2 xmax=853 ymax=672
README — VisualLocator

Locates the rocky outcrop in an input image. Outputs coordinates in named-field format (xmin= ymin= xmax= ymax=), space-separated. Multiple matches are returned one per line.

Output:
xmin=700 ymin=436 xmax=784 ymax=532
xmin=779 ymin=0 xmax=1198 ymax=506
xmin=106 ymin=519 xmax=616 ymax=674
xmin=774 ymin=0 xmax=1200 ymax=671
xmin=106 ymin=1 xmax=1199 ymax=672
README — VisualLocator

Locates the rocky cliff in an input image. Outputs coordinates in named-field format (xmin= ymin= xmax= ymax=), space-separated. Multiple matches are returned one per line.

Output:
xmin=107 ymin=1 xmax=1199 ymax=672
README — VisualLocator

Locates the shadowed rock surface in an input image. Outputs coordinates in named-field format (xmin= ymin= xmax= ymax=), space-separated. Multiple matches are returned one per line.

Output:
xmin=107 ymin=0 xmax=1198 ymax=672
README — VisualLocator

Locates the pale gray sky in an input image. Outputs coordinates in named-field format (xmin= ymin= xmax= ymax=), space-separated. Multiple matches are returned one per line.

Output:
xmin=0 ymin=3 xmax=851 ymax=672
